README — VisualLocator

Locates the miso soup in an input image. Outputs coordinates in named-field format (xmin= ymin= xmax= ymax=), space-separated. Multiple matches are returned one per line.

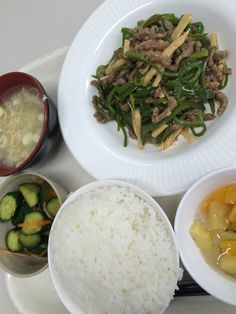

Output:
xmin=0 ymin=86 xmax=45 ymax=168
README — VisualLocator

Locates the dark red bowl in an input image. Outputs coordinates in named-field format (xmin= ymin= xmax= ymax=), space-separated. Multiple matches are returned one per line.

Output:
xmin=0 ymin=72 xmax=60 ymax=176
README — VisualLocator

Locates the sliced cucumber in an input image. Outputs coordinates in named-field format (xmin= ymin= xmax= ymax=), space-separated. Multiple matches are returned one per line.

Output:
xmin=21 ymin=211 xmax=45 ymax=235
xmin=19 ymin=233 xmax=41 ymax=248
xmin=6 ymin=229 xmax=23 ymax=252
xmin=47 ymin=197 xmax=60 ymax=217
xmin=11 ymin=204 xmax=33 ymax=227
xmin=28 ymin=237 xmax=48 ymax=256
xmin=0 ymin=192 xmax=22 ymax=221
xmin=19 ymin=183 xmax=40 ymax=207
xmin=39 ymin=182 xmax=56 ymax=205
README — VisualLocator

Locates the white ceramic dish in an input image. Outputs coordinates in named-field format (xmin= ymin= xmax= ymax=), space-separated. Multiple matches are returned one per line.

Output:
xmin=48 ymin=180 xmax=180 ymax=314
xmin=58 ymin=0 xmax=236 ymax=196
xmin=175 ymin=166 xmax=236 ymax=306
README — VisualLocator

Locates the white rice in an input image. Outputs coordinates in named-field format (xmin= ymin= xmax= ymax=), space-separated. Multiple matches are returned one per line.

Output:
xmin=51 ymin=185 xmax=181 ymax=314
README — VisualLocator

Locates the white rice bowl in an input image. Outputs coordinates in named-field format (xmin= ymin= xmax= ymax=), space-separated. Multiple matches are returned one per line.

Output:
xmin=49 ymin=181 xmax=181 ymax=314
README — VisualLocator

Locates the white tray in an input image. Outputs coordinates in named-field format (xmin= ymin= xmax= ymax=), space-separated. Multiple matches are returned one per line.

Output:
xmin=0 ymin=48 xmax=235 ymax=314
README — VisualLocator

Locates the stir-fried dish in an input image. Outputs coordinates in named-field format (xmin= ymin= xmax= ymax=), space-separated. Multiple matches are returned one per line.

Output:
xmin=91 ymin=13 xmax=231 ymax=150
xmin=190 ymin=184 xmax=236 ymax=278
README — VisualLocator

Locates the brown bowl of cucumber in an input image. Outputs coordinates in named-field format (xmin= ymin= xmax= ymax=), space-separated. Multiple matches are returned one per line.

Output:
xmin=0 ymin=171 xmax=67 ymax=277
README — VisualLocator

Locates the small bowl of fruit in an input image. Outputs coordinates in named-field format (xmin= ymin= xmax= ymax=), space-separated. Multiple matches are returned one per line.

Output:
xmin=0 ymin=171 xmax=67 ymax=277
xmin=175 ymin=166 xmax=236 ymax=306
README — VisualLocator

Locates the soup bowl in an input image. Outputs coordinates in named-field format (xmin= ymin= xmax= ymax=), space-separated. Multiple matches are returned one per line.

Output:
xmin=0 ymin=71 xmax=60 ymax=176
xmin=175 ymin=166 xmax=236 ymax=306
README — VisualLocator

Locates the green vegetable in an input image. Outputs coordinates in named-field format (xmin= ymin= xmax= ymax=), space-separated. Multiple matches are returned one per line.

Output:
xmin=19 ymin=233 xmax=41 ymax=249
xmin=39 ymin=182 xmax=56 ymax=205
xmin=21 ymin=211 xmax=45 ymax=235
xmin=0 ymin=192 xmax=22 ymax=221
xmin=6 ymin=229 xmax=23 ymax=252
xmin=11 ymin=204 xmax=32 ymax=227
xmin=46 ymin=197 xmax=60 ymax=217
xmin=19 ymin=183 xmax=40 ymax=207
xmin=141 ymin=13 xmax=179 ymax=28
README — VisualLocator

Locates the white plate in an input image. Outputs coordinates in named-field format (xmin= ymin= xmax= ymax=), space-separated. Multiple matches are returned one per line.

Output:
xmin=58 ymin=0 xmax=236 ymax=196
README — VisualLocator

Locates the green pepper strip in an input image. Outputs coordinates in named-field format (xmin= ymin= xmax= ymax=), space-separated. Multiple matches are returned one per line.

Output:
xmin=208 ymin=99 xmax=215 ymax=115
xmin=189 ymin=33 xmax=209 ymax=41
xmin=141 ymin=13 xmax=179 ymax=28
xmin=121 ymin=27 xmax=132 ymax=45
xmin=180 ymin=61 xmax=203 ymax=78
xmin=219 ymin=74 xmax=228 ymax=90
xmin=180 ymin=49 xmax=209 ymax=67
xmin=116 ymin=81 xmax=137 ymax=102
xmin=106 ymin=87 xmax=117 ymax=116
xmin=96 ymin=65 xmax=107 ymax=77
xmin=190 ymin=124 xmax=207 ymax=137
xmin=173 ymin=110 xmax=204 ymax=127
xmin=190 ymin=22 xmax=204 ymax=34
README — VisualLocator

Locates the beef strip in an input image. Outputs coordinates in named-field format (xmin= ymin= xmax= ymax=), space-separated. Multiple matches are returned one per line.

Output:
xmin=138 ymin=50 xmax=171 ymax=68
xmin=169 ymin=39 xmax=195 ymax=71
xmin=204 ymin=113 xmax=215 ymax=121
xmin=213 ymin=50 xmax=228 ymax=63
xmin=120 ymin=102 xmax=130 ymax=112
xmin=215 ymin=91 xmax=228 ymax=115
xmin=132 ymin=27 xmax=166 ymax=41
xmin=151 ymin=89 xmax=177 ymax=123
xmin=133 ymin=39 xmax=168 ymax=52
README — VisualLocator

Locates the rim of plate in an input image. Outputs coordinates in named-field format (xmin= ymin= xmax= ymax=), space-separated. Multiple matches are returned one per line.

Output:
xmin=58 ymin=0 xmax=236 ymax=196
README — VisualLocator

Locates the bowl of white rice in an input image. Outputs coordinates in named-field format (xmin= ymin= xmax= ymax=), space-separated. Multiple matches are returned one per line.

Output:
xmin=48 ymin=181 xmax=181 ymax=314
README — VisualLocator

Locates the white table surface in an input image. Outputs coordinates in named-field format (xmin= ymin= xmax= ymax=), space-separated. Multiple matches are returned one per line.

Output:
xmin=0 ymin=0 xmax=236 ymax=313
xmin=0 ymin=0 xmax=103 ymax=74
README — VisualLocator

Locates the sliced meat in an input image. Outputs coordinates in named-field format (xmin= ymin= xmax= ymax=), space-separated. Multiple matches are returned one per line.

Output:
xmin=170 ymin=122 xmax=182 ymax=131
xmin=152 ymin=90 xmax=177 ymax=123
xmin=163 ymin=19 xmax=174 ymax=31
xmin=139 ymin=50 xmax=171 ymax=68
xmin=210 ymin=64 xmax=224 ymax=81
xmin=120 ymin=102 xmax=130 ymax=112
xmin=94 ymin=111 xmax=108 ymax=123
xmin=133 ymin=39 xmax=168 ymax=52
xmin=187 ymin=109 xmax=199 ymax=121
xmin=207 ymin=47 xmax=217 ymax=67
xmin=145 ymin=97 xmax=155 ymax=103
xmin=114 ymin=78 xmax=126 ymax=86
xmin=204 ymin=113 xmax=215 ymax=121
xmin=132 ymin=27 xmax=166 ymax=41
xmin=169 ymin=40 xmax=195 ymax=71
xmin=153 ymin=87 xmax=163 ymax=98
xmin=194 ymin=41 xmax=202 ymax=52
xmin=223 ymin=67 xmax=232 ymax=75
xmin=215 ymin=91 xmax=228 ymax=115
xmin=213 ymin=51 xmax=228 ymax=63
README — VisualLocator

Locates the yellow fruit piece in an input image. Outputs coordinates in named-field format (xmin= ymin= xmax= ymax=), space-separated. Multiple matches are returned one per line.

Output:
xmin=202 ymin=196 xmax=214 ymax=213
xmin=214 ymin=186 xmax=228 ymax=203
xmin=189 ymin=221 xmax=212 ymax=251
xmin=220 ymin=240 xmax=236 ymax=256
xmin=208 ymin=201 xmax=230 ymax=231
xmin=230 ymin=222 xmax=236 ymax=231
xmin=229 ymin=204 xmax=236 ymax=223
xmin=219 ymin=255 xmax=236 ymax=276
xmin=220 ymin=231 xmax=236 ymax=241
xmin=225 ymin=185 xmax=236 ymax=205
